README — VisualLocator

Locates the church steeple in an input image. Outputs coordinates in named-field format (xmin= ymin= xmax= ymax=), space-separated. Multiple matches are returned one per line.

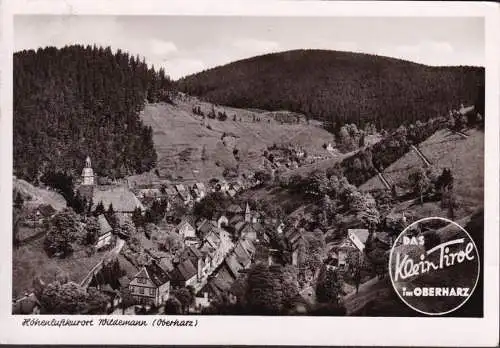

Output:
xmin=82 ymin=156 xmax=95 ymax=185
xmin=245 ymin=202 xmax=251 ymax=222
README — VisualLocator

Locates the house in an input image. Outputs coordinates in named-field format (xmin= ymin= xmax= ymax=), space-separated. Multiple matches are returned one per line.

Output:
xmin=92 ymin=187 xmax=145 ymax=216
xmin=192 ymin=182 xmax=207 ymax=201
xmin=267 ymin=248 xmax=282 ymax=266
xmin=348 ymin=229 xmax=370 ymax=252
xmin=285 ymin=228 xmax=303 ymax=250
xmin=180 ymin=245 xmax=205 ymax=280
xmin=284 ymin=229 xmax=303 ymax=266
xmin=233 ymin=221 xmax=246 ymax=237
xmin=12 ymin=293 xmax=41 ymax=314
xmin=129 ymin=262 xmax=171 ymax=306
xmin=240 ymin=223 xmax=257 ymax=241
xmin=218 ymin=179 xmax=230 ymax=192
xmin=197 ymin=218 xmax=218 ymax=238
xmin=137 ymin=188 xmax=162 ymax=200
xmin=204 ymin=230 xmax=221 ymax=250
xmin=334 ymin=229 xmax=370 ymax=267
xmin=231 ymin=182 xmax=242 ymax=193
xmin=227 ymin=188 xmax=237 ymax=197
xmin=226 ymin=204 xmax=243 ymax=216
xmin=229 ymin=214 xmax=244 ymax=227
xmin=169 ymin=259 xmax=198 ymax=288
xmin=175 ymin=184 xmax=193 ymax=204
xmin=191 ymin=292 xmax=210 ymax=313
xmin=37 ymin=204 xmax=56 ymax=219
xmin=96 ymin=214 xmax=113 ymax=250
xmin=225 ymin=254 xmax=244 ymax=278
xmin=240 ymin=238 xmax=256 ymax=256
xmin=77 ymin=185 xmax=95 ymax=203
xmin=175 ymin=217 xmax=196 ymax=240
xmin=202 ymin=264 xmax=237 ymax=303
xmin=164 ymin=186 xmax=178 ymax=198
xmin=233 ymin=242 xmax=252 ymax=269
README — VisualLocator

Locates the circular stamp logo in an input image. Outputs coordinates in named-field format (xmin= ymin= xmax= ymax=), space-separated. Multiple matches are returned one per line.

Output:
xmin=388 ymin=217 xmax=480 ymax=315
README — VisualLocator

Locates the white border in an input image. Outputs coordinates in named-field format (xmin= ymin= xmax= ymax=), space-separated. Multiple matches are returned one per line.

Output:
xmin=1 ymin=1 xmax=499 ymax=346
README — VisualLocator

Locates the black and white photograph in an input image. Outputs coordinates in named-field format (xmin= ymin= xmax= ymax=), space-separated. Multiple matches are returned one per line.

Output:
xmin=1 ymin=1 xmax=499 ymax=346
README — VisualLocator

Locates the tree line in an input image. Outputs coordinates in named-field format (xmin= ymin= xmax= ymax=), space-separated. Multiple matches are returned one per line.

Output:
xmin=14 ymin=45 xmax=172 ymax=183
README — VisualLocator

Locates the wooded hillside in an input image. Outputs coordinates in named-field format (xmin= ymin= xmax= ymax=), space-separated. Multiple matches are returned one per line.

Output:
xmin=176 ymin=49 xmax=484 ymax=131
xmin=14 ymin=45 xmax=172 ymax=183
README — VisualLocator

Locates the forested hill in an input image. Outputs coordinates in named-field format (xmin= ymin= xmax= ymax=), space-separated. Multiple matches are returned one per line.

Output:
xmin=14 ymin=45 xmax=172 ymax=183
xmin=176 ymin=49 xmax=485 ymax=131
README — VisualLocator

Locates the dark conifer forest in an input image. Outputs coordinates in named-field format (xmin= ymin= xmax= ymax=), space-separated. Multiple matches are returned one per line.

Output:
xmin=14 ymin=45 xmax=172 ymax=183
xmin=176 ymin=49 xmax=484 ymax=131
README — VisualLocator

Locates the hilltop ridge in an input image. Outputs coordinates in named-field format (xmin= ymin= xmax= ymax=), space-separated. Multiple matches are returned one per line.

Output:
xmin=176 ymin=49 xmax=484 ymax=130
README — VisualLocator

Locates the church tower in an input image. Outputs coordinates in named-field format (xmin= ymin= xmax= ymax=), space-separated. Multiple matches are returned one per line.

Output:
xmin=245 ymin=202 xmax=251 ymax=223
xmin=81 ymin=156 xmax=95 ymax=185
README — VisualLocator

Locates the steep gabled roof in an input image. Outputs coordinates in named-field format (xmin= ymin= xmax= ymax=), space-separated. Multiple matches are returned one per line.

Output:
xmin=212 ymin=264 xmax=236 ymax=293
xmin=234 ymin=221 xmax=246 ymax=233
xmin=92 ymin=187 xmax=144 ymax=212
xmin=176 ymin=259 xmax=197 ymax=281
xmin=227 ymin=204 xmax=243 ymax=214
xmin=197 ymin=219 xmax=217 ymax=236
xmin=205 ymin=231 xmax=221 ymax=249
xmin=348 ymin=228 xmax=370 ymax=252
xmin=229 ymin=214 xmax=244 ymax=226
xmin=145 ymin=262 xmax=170 ymax=287
xmin=133 ymin=267 xmax=149 ymax=280
xmin=78 ymin=185 xmax=94 ymax=201
xmin=97 ymin=214 xmax=113 ymax=236
xmin=177 ymin=215 xmax=196 ymax=229
xmin=233 ymin=243 xmax=251 ymax=267
xmin=240 ymin=238 xmax=256 ymax=256
xmin=225 ymin=254 xmax=243 ymax=278
xmin=181 ymin=245 xmax=203 ymax=263
xmin=349 ymin=228 xmax=370 ymax=244
xmin=175 ymin=184 xmax=186 ymax=192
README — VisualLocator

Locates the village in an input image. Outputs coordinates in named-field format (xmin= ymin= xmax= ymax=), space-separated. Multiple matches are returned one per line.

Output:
xmin=12 ymin=99 xmax=483 ymax=316
xmin=13 ymin=142 xmax=391 ymax=316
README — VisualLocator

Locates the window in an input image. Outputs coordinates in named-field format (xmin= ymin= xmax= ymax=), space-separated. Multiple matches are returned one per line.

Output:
xmin=130 ymin=286 xmax=134 ymax=293
xmin=139 ymin=287 xmax=144 ymax=294
xmin=149 ymin=288 xmax=155 ymax=296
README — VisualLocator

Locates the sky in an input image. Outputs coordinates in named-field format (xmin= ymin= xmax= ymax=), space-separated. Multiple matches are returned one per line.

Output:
xmin=14 ymin=16 xmax=485 ymax=80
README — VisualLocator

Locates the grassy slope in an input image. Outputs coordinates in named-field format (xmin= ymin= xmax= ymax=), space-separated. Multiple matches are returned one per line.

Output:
xmin=140 ymin=96 xmax=335 ymax=184
xmin=14 ymin=178 xmax=67 ymax=211
xmin=361 ymin=128 xmax=484 ymax=220
xmin=12 ymin=237 xmax=106 ymax=298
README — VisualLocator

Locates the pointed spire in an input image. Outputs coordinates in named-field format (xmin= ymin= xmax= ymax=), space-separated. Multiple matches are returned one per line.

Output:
xmin=85 ymin=156 xmax=92 ymax=168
